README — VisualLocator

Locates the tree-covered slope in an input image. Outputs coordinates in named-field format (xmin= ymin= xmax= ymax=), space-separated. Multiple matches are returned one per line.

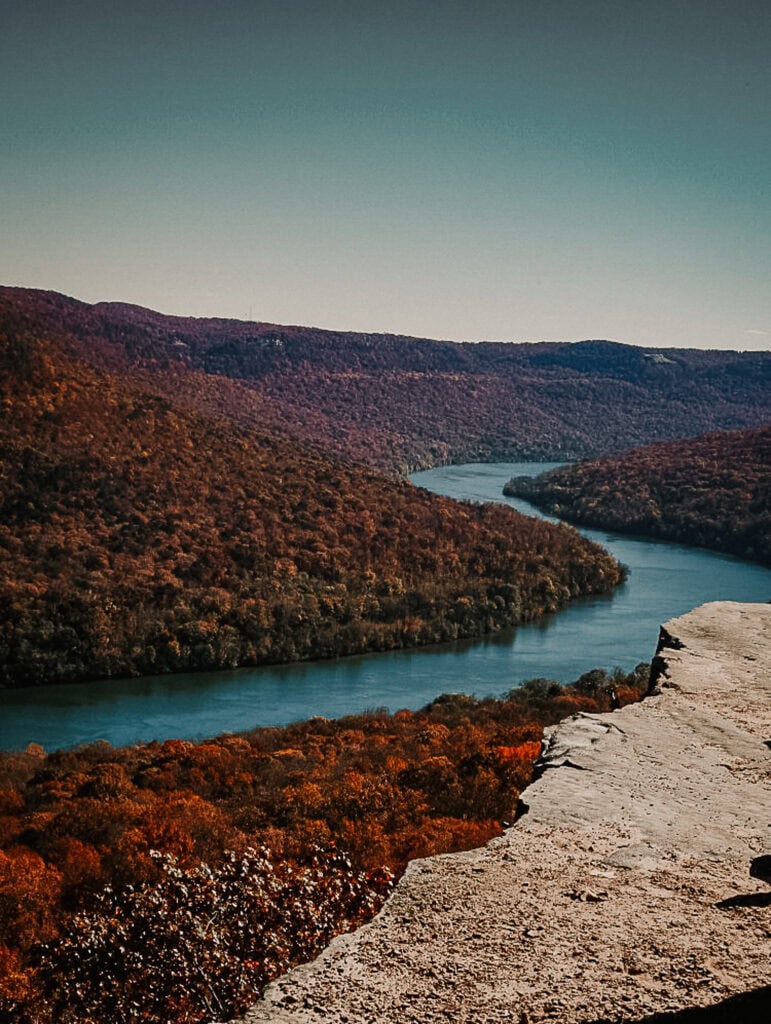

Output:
xmin=504 ymin=426 xmax=771 ymax=565
xmin=0 ymin=324 xmax=623 ymax=687
xmin=2 ymin=287 xmax=770 ymax=472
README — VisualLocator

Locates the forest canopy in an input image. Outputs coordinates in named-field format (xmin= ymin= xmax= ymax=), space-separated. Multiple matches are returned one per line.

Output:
xmin=504 ymin=426 xmax=771 ymax=566
xmin=0 ymin=317 xmax=624 ymax=687
xmin=2 ymin=286 xmax=770 ymax=474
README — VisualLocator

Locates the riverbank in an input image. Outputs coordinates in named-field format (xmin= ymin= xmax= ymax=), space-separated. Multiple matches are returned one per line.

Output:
xmin=233 ymin=601 xmax=771 ymax=1023
xmin=4 ymin=462 xmax=770 ymax=753
xmin=502 ymin=425 xmax=771 ymax=567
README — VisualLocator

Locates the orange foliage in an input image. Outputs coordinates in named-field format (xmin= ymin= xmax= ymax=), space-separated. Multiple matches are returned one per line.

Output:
xmin=0 ymin=314 xmax=627 ymax=688
xmin=0 ymin=664 xmax=648 ymax=1023
xmin=505 ymin=426 xmax=771 ymax=566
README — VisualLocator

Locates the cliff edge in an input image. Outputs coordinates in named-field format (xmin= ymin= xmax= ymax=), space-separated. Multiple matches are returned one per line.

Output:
xmin=233 ymin=601 xmax=771 ymax=1023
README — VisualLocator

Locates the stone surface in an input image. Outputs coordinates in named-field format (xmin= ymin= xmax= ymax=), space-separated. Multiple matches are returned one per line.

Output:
xmin=232 ymin=601 xmax=771 ymax=1024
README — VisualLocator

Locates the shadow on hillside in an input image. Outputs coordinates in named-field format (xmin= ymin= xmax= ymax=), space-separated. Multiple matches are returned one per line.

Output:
xmin=587 ymin=986 xmax=771 ymax=1024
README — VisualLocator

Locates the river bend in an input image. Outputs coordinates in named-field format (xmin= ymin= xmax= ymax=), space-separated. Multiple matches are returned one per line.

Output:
xmin=1 ymin=462 xmax=769 ymax=751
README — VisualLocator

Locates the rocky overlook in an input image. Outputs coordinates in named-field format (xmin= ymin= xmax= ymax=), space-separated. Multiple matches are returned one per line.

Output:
xmin=231 ymin=602 xmax=771 ymax=1023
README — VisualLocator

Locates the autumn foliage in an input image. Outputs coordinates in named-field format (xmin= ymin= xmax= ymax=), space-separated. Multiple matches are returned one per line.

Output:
xmin=0 ymin=311 xmax=625 ymax=688
xmin=504 ymin=426 xmax=771 ymax=566
xmin=0 ymin=666 xmax=648 ymax=1023
xmin=3 ymin=287 xmax=770 ymax=474
xmin=0 ymin=287 xmax=741 ymax=1019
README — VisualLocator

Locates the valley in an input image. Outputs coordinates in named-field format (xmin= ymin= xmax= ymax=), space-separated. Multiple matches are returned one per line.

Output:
xmin=1 ymin=287 xmax=769 ymax=1024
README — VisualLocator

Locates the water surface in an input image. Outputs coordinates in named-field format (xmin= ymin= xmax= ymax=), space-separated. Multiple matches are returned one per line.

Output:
xmin=1 ymin=461 xmax=768 ymax=751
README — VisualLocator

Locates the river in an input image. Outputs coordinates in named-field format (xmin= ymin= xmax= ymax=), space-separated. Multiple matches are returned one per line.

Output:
xmin=1 ymin=462 xmax=769 ymax=752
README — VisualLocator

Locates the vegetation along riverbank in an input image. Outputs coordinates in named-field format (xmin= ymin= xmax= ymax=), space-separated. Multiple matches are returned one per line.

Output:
xmin=504 ymin=425 xmax=771 ymax=566
xmin=0 ymin=664 xmax=648 ymax=1023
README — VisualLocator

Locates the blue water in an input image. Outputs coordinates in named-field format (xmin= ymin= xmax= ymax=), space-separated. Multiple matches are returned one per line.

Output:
xmin=1 ymin=461 xmax=769 ymax=752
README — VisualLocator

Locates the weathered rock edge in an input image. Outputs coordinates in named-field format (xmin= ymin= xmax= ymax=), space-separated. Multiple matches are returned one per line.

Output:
xmin=231 ymin=601 xmax=771 ymax=1024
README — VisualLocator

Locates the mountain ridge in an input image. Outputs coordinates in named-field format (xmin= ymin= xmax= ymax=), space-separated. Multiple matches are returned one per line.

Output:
xmin=3 ymin=286 xmax=770 ymax=474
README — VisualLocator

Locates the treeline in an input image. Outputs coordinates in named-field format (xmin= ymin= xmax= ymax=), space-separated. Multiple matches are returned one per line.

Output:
xmin=3 ymin=288 xmax=770 ymax=473
xmin=0 ymin=664 xmax=649 ymax=1023
xmin=504 ymin=426 xmax=771 ymax=566
xmin=0 ymin=327 xmax=624 ymax=688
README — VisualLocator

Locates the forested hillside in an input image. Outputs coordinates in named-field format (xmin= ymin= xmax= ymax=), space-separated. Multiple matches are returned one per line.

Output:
xmin=504 ymin=427 xmax=771 ymax=565
xmin=2 ymin=287 xmax=770 ymax=472
xmin=0 ymin=317 xmax=623 ymax=688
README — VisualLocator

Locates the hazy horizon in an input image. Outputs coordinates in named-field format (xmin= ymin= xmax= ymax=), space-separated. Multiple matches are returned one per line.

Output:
xmin=2 ymin=1 xmax=769 ymax=352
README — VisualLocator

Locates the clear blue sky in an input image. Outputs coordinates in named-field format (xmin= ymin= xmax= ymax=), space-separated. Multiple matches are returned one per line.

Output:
xmin=2 ymin=0 xmax=769 ymax=349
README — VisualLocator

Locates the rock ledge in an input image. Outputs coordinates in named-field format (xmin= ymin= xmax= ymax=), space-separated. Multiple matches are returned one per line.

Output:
xmin=234 ymin=602 xmax=771 ymax=1023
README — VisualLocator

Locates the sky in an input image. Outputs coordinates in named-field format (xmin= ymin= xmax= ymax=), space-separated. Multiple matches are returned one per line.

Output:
xmin=1 ymin=0 xmax=769 ymax=350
